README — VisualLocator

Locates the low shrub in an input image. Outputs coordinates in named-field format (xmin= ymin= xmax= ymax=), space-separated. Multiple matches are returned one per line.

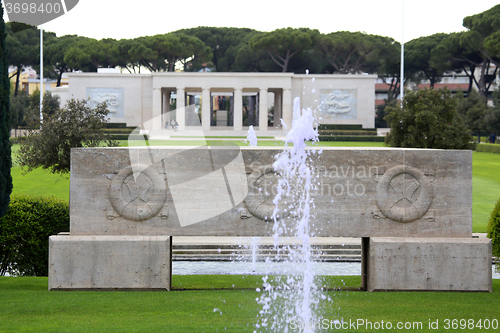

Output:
xmin=318 ymin=135 xmax=385 ymax=142
xmin=110 ymin=134 xmax=148 ymax=141
xmin=103 ymin=128 xmax=135 ymax=134
xmin=105 ymin=122 xmax=128 ymax=129
xmin=476 ymin=143 xmax=500 ymax=154
xmin=318 ymin=124 xmax=363 ymax=130
xmin=0 ymin=194 xmax=69 ymax=276
xmin=488 ymin=197 xmax=500 ymax=272
xmin=318 ymin=130 xmax=377 ymax=136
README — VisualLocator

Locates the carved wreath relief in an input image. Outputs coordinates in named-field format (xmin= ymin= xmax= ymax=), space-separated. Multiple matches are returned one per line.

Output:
xmin=244 ymin=165 xmax=281 ymax=221
xmin=375 ymin=165 xmax=434 ymax=223
xmin=109 ymin=165 xmax=167 ymax=221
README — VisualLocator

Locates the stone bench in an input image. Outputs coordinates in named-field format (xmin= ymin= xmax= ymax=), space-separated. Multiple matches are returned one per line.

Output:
xmin=49 ymin=147 xmax=491 ymax=291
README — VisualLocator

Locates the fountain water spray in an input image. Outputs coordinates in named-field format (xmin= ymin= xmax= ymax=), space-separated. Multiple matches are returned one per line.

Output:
xmin=255 ymin=97 xmax=323 ymax=332
xmin=246 ymin=125 xmax=258 ymax=147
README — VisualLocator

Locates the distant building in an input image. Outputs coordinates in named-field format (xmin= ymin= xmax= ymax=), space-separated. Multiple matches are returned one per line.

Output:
xmin=53 ymin=71 xmax=377 ymax=136
xmin=8 ymin=66 xmax=69 ymax=95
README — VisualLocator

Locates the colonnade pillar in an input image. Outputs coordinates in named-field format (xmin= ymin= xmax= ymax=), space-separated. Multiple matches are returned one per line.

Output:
xmin=202 ymin=87 xmax=211 ymax=131
xmin=162 ymin=90 xmax=170 ymax=127
xmin=176 ymin=87 xmax=185 ymax=131
xmin=233 ymin=88 xmax=243 ymax=131
xmin=152 ymin=88 xmax=162 ymax=130
xmin=274 ymin=90 xmax=282 ymax=127
xmin=259 ymin=88 xmax=268 ymax=131
xmin=282 ymin=88 xmax=292 ymax=129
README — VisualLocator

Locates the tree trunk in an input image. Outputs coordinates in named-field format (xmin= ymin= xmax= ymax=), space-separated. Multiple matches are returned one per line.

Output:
xmin=14 ymin=69 xmax=20 ymax=96
xmin=57 ymin=71 xmax=62 ymax=87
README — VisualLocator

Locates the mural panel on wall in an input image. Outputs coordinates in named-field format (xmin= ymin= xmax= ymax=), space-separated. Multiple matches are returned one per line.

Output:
xmin=87 ymin=88 xmax=125 ymax=118
xmin=319 ymin=89 xmax=357 ymax=120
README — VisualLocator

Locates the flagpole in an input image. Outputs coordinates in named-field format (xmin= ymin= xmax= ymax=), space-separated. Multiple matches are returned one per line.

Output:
xmin=400 ymin=0 xmax=404 ymax=106
xmin=40 ymin=23 xmax=43 ymax=127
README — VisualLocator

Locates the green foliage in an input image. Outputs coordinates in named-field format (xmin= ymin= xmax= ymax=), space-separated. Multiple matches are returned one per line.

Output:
xmin=0 ymin=3 xmax=12 ymax=218
xmin=405 ymin=33 xmax=449 ymax=87
xmin=0 ymin=194 xmax=69 ymax=276
xmin=5 ymin=22 xmax=56 ymax=96
xmin=10 ymin=90 xmax=60 ymax=128
xmin=384 ymin=89 xmax=472 ymax=149
xmin=316 ymin=31 xmax=393 ymax=74
xmin=477 ymin=143 xmax=500 ymax=154
xmin=318 ymin=135 xmax=384 ymax=142
xmin=249 ymin=28 xmax=318 ymax=72
xmin=176 ymin=27 xmax=258 ymax=72
xmin=376 ymin=99 xmax=398 ymax=128
xmin=455 ymin=89 xmax=490 ymax=133
xmin=17 ymin=98 xmax=118 ymax=174
xmin=317 ymin=124 xmax=363 ymax=130
xmin=318 ymin=130 xmax=377 ymax=136
xmin=488 ymin=197 xmax=500 ymax=270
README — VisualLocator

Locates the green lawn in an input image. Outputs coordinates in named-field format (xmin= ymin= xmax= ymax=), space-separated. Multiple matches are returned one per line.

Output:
xmin=0 ymin=276 xmax=498 ymax=332
xmin=10 ymin=143 xmax=500 ymax=232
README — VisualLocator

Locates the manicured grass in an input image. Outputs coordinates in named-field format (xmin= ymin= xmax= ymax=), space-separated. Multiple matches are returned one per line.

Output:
xmin=10 ymin=144 xmax=70 ymax=202
xmin=0 ymin=276 xmax=498 ymax=332
xmin=10 ymin=143 xmax=500 ymax=232
xmin=472 ymin=151 xmax=500 ymax=233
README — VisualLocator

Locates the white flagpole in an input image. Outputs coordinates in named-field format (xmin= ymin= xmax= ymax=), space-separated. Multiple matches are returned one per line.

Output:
xmin=400 ymin=0 xmax=404 ymax=106
xmin=40 ymin=23 xmax=43 ymax=127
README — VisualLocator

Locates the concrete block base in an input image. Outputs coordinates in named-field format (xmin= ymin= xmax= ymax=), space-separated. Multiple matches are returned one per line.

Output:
xmin=367 ymin=237 xmax=492 ymax=292
xmin=49 ymin=235 xmax=172 ymax=291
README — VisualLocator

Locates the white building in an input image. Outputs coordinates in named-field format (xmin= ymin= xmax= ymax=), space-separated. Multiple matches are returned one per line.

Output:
xmin=53 ymin=72 xmax=376 ymax=136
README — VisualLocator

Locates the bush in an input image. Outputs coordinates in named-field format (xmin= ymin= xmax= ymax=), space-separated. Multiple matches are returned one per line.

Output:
xmin=476 ymin=143 xmax=500 ymax=154
xmin=318 ymin=135 xmax=385 ymax=142
xmin=317 ymin=124 xmax=363 ymax=130
xmin=0 ymin=194 xmax=69 ymax=276
xmin=318 ymin=130 xmax=377 ymax=136
xmin=17 ymin=98 xmax=118 ymax=174
xmin=384 ymin=89 xmax=472 ymax=149
xmin=488 ymin=197 xmax=500 ymax=272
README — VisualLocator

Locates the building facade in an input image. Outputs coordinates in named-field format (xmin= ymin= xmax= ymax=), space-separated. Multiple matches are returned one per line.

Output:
xmin=53 ymin=72 xmax=376 ymax=136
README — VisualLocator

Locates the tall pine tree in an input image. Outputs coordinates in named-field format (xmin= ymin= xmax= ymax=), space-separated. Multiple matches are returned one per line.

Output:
xmin=0 ymin=3 xmax=12 ymax=217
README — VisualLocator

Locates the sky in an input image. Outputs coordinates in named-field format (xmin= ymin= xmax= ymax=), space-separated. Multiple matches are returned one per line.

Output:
xmin=3 ymin=0 xmax=500 ymax=43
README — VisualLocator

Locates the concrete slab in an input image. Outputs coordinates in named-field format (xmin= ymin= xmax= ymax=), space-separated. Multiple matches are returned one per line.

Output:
xmin=69 ymin=147 xmax=472 ymax=238
xmin=49 ymin=235 xmax=172 ymax=290
xmin=367 ymin=237 xmax=492 ymax=292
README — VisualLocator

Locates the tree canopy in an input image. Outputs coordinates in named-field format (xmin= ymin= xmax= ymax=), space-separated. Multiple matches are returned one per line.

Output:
xmin=384 ymin=89 xmax=471 ymax=149
xmin=249 ymin=28 xmax=318 ymax=72
xmin=17 ymin=99 xmax=117 ymax=174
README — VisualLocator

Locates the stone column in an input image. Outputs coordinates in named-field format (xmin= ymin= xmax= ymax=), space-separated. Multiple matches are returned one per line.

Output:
xmin=202 ymin=87 xmax=211 ymax=131
xmin=259 ymin=88 xmax=268 ymax=131
xmin=162 ymin=90 xmax=170 ymax=127
xmin=152 ymin=88 xmax=162 ymax=130
xmin=176 ymin=87 xmax=185 ymax=131
xmin=274 ymin=90 xmax=282 ymax=128
xmin=282 ymin=88 xmax=292 ymax=129
xmin=233 ymin=88 xmax=243 ymax=131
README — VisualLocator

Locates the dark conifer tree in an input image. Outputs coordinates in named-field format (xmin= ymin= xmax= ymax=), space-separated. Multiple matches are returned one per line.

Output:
xmin=0 ymin=3 xmax=12 ymax=217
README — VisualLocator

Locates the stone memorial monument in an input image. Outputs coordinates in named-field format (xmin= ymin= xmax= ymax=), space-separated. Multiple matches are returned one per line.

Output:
xmin=49 ymin=146 xmax=491 ymax=292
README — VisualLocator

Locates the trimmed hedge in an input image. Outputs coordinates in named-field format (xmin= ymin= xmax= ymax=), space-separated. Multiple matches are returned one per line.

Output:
xmin=476 ymin=143 xmax=500 ymax=154
xmin=318 ymin=135 xmax=385 ymax=142
xmin=105 ymin=122 xmax=128 ymax=129
xmin=103 ymin=128 xmax=135 ymax=134
xmin=488 ymin=197 xmax=500 ymax=272
xmin=0 ymin=194 xmax=69 ymax=276
xmin=318 ymin=130 xmax=377 ymax=136
xmin=110 ymin=134 xmax=147 ymax=141
xmin=318 ymin=124 xmax=363 ymax=130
